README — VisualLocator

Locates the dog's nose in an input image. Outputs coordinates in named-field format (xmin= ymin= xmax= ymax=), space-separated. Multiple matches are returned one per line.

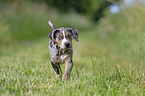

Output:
xmin=64 ymin=42 xmax=70 ymax=48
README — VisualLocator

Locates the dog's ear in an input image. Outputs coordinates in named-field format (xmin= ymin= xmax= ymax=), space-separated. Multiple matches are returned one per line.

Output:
xmin=67 ymin=28 xmax=79 ymax=42
xmin=51 ymin=29 xmax=60 ymax=44
xmin=48 ymin=29 xmax=60 ymax=44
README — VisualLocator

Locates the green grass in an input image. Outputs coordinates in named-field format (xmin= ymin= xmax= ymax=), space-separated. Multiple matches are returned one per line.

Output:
xmin=0 ymin=1 xmax=145 ymax=96
xmin=0 ymin=36 xmax=145 ymax=96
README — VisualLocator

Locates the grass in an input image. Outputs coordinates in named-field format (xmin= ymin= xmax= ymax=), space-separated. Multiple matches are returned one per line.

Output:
xmin=0 ymin=1 xmax=145 ymax=96
xmin=0 ymin=36 xmax=145 ymax=96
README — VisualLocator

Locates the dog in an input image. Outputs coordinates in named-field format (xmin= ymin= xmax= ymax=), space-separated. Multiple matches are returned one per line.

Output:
xmin=48 ymin=21 xmax=79 ymax=81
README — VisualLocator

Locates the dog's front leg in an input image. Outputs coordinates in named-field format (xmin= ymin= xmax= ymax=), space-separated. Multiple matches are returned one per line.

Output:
xmin=51 ymin=61 xmax=62 ymax=78
xmin=62 ymin=58 xmax=73 ymax=81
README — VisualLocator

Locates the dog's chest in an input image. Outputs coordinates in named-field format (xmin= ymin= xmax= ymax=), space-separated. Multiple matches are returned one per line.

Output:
xmin=49 ymin=40 xmax=69 ymax=64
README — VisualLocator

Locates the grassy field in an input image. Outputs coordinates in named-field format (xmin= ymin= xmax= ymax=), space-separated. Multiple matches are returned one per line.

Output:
xmin=0 ymin=2 xmax=145 ymax=96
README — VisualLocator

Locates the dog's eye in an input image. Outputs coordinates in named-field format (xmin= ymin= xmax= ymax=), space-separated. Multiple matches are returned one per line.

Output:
xmin=68 ymin=34 xmax=71 ymax=39
xmin=58 ymin=36 xmax=62 ymax=40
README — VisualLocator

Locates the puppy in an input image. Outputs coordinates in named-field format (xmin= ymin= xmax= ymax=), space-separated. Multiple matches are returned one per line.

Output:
xmin=48 ymin=21 xmax=79 ymax=81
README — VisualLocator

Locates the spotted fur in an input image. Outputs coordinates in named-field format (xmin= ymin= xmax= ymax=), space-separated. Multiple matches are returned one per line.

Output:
xmin=48 ymin=21 xmax=79 ymax=81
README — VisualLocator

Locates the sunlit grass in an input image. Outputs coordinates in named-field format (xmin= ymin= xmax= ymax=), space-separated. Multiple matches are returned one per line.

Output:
xmin=0 ymin=35 xmax=145 ymax=95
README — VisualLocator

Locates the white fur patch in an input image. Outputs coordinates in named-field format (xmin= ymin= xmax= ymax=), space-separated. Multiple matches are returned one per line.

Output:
xmin=60 ymin=54 xmax=67 ymax=63
xmin=61 ymin=30 xmax=69 ymax=49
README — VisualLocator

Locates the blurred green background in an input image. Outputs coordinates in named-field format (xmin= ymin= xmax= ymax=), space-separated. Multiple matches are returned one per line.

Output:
xmin=0 ymin=0 xmax=145 ymax=58
xmin=0 ymin=0 xmax=116 ymax=43
xmin=0 ymin=0 xmax=144 ymax=45
xmin=0 ymin=0 xmax=145 ymax=95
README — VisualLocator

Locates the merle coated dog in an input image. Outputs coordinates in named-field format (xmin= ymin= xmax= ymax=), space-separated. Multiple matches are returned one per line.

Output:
xmin=48 ymin=21 xmax=79 ymax=81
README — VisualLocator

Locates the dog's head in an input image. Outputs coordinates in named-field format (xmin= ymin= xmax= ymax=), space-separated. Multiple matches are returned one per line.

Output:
xmin=49 ymin=27 xmax=79 ymax=49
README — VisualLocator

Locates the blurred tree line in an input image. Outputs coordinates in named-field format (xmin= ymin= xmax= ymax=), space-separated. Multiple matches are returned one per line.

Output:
xmin=1 ymin=0 xmax=120 ymax=21
xmin=34 ymin=0 xmax=119 ymax=21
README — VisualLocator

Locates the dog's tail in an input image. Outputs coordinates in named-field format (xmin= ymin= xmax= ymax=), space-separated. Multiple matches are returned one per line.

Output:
xmin=48 ymin=20 xmax=57 ymax=30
